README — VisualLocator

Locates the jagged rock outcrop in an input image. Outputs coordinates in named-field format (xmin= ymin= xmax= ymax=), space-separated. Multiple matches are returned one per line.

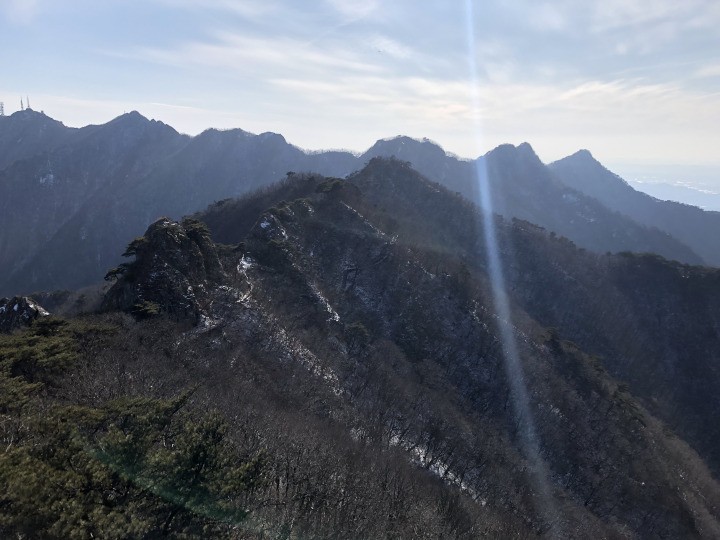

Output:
xmin=102 ymin=217 xmax=225 ymax=323
xmin=0 ymin=295 xmax=50 ymax=333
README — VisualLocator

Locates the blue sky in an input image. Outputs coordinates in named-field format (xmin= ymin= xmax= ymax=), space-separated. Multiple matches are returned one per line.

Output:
xmin=2 ymin=0 xmax=720 ymax=168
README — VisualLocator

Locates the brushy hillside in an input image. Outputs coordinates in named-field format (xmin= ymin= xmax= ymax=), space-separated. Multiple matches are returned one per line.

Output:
xmin=3 ymin=159 xmax=719 ymax=538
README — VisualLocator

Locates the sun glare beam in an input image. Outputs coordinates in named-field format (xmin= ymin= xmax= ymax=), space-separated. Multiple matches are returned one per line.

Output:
xmin=464 ymin=1 xmax=560 ymax=533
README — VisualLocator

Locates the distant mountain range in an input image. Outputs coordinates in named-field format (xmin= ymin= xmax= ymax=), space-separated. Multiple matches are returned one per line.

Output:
xmin=3 ymin=120 xmax=720 ymax=537
xmin=1 ymin=109 xmax=717 ymax=296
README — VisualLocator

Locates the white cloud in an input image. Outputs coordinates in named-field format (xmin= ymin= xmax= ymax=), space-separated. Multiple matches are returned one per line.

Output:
xmin=267 ymin=72 xmax=720 ymax=163
xmin=2 ymin=0 xmax=39 ymax=24
xmin=368 ymin=35 xmax=414 ymax=60
xmin=694 ymin=64 xmax=720 ymax=79
xmin=589 ymin=0 xmax=720 ymax=56
xmin=323 ymin=0 xmax=380 ymax=21
xmin=138 ymin=31 xmax=385 ymax=77
xmin=531 ymin=3 xmax=568 ymax=32
xmin=591 ymin=0 xmax=694 ymax=31
xmin=151 ymin=0 xmax=278 ymax=19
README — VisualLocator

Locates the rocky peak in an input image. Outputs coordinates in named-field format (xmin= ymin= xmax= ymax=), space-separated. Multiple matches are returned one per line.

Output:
xmin=484 ymin=142 xmax=543 ymax=168
xmin=0 ymin=296 xmax=50 ymax=333
xmin=108 ymin=110 xmax=149 ymax=126
xmin=0 ymin=109 xmax=72 ymax=170
xmin=551 ymin=149 xmax=610 ymax=173
xmin=258 ymin=132 xmax=287 ymax=145
xmin=550 ymin=148 xmax=628 ymax=190
xmin=102 ymin=217 xmax=225 ymax=322
xmin=362 ymin=135 xmax=448 ymax=163
xmin=569 ymin=148 xmax=594 ymax=161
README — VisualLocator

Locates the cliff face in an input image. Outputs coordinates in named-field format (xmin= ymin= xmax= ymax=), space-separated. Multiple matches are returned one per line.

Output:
xmin=102 ymin=218 xmax=226 ymax=323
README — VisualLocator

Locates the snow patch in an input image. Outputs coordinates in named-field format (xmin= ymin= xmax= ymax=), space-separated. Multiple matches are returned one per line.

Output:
xmin=389 ymin=431 xmax=480 ymax=499
xmin=309 ymin=283 xmax=340 ymax=322
xmin=39 ymin=173 xmax=55 ymax=185
xmin=238 ymin=255 xmax=253 ymax=270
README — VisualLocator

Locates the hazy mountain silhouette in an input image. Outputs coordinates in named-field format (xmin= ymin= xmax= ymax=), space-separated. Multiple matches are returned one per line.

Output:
xmin=0 ymin=111 xmax=711 ymax=296
xmin=550 ymin=150 xmax=720 ymax=266
xmin=361 ymin=137 xmax=702 ymax=262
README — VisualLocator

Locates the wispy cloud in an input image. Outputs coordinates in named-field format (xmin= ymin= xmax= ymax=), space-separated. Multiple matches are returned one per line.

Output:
xmin=694 ymin=64 xmax=720 ymax=79
xmin=528 ymin=2 xmax=569 ymax=32
xmin=589 ymin=0 xmax=720 ymax=56
xmin=138 ymin=31 xmax=385 ymax=77
xmin=368 ymin=35 xmax=414 ymax=60
xmin=323 ymin=0 xmax=380 ymax=21
xmin=151 ymin=0 xmax=279 ymax=19
xmin=591 ymin=0 xmax=699 ymax=31
xmin=269 ymin=71 xmax=720 ymax=162
xmin=1 ymin=0 xmax=39 ymax=24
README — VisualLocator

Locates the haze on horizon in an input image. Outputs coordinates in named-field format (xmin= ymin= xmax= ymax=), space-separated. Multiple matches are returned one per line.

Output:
xmin=2 ymin=0 xmax=720 ymax=175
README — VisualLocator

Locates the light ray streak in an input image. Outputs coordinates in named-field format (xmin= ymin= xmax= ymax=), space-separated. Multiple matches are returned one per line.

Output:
xmin=464 ymin=1 xmax=560 ymax=533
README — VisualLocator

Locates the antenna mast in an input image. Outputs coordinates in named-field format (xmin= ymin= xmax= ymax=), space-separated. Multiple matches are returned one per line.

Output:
xmin=26 ymin=95 xmax=31 ymax=110
xmin=0 ymin=102 xmax=4 ymax=116
xmin=20 ymin=98 xmax=24 ymax=111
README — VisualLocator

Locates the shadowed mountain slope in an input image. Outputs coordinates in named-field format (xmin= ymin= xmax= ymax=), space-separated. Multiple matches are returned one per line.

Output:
xmin=4 ymin=159 xmax=720 ymax=537
xmin=551 ymin=150 xmax=720 ymax=266
xmin=0 ymin=112 xmax=711 ymax=296
xmin=199 ymin=158 xmax=720 ymax=479
xmin=361 ymin=138 xmax=702 ymax=264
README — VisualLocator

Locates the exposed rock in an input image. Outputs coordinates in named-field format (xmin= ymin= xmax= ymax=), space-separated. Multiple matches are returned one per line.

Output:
xmin=0 ymin=295 xmax=50 ymax=333
xmin=101 ymin=217 xmax=225 ymax=323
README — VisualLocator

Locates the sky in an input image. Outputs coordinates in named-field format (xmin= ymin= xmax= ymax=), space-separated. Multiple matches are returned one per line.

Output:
xmin=2 ymin=0 xmax=720 ymax=172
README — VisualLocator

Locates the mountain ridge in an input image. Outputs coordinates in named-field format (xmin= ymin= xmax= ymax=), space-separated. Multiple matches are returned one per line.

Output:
xmin=106 ymin=160 xmax=720 ymax=535
xmin=3 ymin=158 xmax=720 ymax=537
xmin=550 ymin=149 xmax=720 ymax=265
xmin=0 ymin=110 xmax=714 ymax=296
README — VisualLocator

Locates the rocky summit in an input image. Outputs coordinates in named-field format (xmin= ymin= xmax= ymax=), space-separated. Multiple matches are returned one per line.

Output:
xmin=0 ymin=295 xmax=49 ymax=333
xmin=102 ymin=217 xmax=227 ymax=324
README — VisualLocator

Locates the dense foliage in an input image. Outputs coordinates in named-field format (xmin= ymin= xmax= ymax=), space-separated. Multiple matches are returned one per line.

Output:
xmin=0 ymin=319 xmax=261 ymax=538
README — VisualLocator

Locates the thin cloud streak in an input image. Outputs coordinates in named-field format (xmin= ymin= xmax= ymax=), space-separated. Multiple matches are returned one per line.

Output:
xmin=151 ymin=0 xmax=279 ymax=19
xmin=137 ymin=32 xmax=387 ymax=77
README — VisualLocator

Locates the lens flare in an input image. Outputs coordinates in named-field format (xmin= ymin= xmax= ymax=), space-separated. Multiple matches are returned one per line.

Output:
xmin=464 ymin=1 xmax=560 ymax=533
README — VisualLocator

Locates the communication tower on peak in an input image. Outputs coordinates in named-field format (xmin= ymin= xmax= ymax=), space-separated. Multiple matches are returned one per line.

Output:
xmin=26 ymin=95 xmax=31 ymax=110
xmin=20 ymin=98 xmax=24 ymax=110
xmin=0 ymin=102 xmax=4 ymax=116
